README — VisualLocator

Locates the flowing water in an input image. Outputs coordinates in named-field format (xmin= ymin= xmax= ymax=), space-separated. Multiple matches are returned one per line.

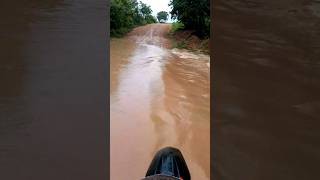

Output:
xmin=110 ymin=24 xmax=210 ymax=179
xmin=4 ymin=0 xmax=319 ymax=179
xmin=0 ymin=0 xmax=107 ymax=179
xmin=213 ymin=0 xmax=320 ymax=179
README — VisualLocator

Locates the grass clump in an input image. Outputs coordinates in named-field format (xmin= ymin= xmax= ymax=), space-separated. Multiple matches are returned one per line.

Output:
xmin=170 ymin=22 xmax=185 ymax=33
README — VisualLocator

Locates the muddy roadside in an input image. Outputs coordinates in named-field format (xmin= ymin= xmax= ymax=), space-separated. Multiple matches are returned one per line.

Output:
xmin=166 ymin=24 xmax=210 ymax=54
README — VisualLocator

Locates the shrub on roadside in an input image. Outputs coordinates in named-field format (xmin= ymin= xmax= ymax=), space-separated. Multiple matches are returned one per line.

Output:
xmin=169 ymin=0 xmax=210 ymax=38
xmin=170 ymin=21 xmax=185 ymax=33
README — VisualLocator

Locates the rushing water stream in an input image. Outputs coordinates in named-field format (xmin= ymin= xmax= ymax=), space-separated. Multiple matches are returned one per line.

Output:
xmin=110 ymin=24 xmax=210 ymax=180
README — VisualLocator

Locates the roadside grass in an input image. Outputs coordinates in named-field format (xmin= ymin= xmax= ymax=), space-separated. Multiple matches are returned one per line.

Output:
xmin=111 ymin=27 xmax=131 ymax=38
xmin=168 ymin=22 xmax=186 ymax=49
xmin=169 ymin=22 xmax=185 ymax=34
xmin=111 ymin=21 xmax=154 ymax=37
xmin=168 ymin=21 xmax=209 ymax=53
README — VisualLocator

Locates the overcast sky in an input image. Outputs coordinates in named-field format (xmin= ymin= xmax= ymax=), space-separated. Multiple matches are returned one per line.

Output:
xmin=140 ymin=0 xmax=174 ymax=22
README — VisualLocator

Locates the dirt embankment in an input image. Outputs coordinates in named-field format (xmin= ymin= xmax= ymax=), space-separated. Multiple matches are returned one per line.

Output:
xmin=168 ymin=30 xmax=210 ymax=54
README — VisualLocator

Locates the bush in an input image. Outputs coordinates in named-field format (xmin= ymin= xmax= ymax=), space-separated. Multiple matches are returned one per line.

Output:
xmin=170 ymin=22 xmax=185 ymax=33
xmin=145 ymin=15 xmax=157 ymax=24
xmin=169 ymin=0 xmax=210 ymax=38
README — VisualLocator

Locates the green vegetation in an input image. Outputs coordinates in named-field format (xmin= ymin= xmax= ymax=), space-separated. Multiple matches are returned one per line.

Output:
xmin=157 ymin=11 xmax=169 ymax=22
xmin=170 ymin=22 xmax=185 ymax=33
xmin=169 ymin=0 xmax=210 ymax=38
xmin=169 ymin=22 xmax=209 ymax=53
xmin=110 ymin=0 xmax=157 ymax=37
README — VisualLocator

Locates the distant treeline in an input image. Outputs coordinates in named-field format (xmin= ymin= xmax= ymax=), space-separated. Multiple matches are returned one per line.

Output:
xmin=110 ymin=0 xmax=157 ymax=37
xmin=169 ymin=0 xmax=210 ymax=38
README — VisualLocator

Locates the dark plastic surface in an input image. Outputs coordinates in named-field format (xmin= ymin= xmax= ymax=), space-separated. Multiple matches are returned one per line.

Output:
xmin=145 ymin=147 xmax=191 ymax=180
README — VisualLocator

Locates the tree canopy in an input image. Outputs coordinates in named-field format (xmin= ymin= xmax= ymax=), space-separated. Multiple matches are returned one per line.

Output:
xmin=157 ymin=11 xmax=169 ymax=22
xmin=110 ymin=0 xmax=157 ymax=37
xmin=169 ymin=0 xmax=210 ymax=37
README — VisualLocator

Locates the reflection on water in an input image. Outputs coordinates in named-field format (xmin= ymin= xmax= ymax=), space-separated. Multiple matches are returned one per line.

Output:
xmin=110 ymin=24 xmax=210 ymax=179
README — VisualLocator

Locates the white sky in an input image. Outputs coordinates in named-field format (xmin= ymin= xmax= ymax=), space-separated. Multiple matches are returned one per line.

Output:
xmin=140 ymin=0 xmax=174 ymax=22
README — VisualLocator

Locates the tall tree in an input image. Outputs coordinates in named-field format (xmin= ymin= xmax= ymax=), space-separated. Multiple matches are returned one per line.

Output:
xmin=140 ymin=2 xmax=152 ymax=18
xmin=169 ymin=0 xmax=210 ymax=37
xmin=157 ymin=11 xmax=169 ymax=22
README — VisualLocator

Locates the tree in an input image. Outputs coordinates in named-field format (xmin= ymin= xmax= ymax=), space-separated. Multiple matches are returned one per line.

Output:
xmin=110 ymin=0 xmax=155 ymax=36
xmin=140 ymin=2 xmax=152 ymax=18
xmin=169 ymin=0 xmax=210 ymax=37
xmin=157 ymin=11 xmax=169 ymax=22
xmin=145 ymin=15 xmax=157 ymax=24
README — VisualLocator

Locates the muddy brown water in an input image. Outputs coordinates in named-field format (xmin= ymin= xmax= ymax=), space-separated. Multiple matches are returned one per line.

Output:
xmin=0 ymin=0 xmax=107 ymax=179
xmin=213 ymin=0 xmax=320 ymax=179
xmin=110 ymin=24 xmax=210 ymax=179
xmin=2 ymin=0 xmax=319 ymax=179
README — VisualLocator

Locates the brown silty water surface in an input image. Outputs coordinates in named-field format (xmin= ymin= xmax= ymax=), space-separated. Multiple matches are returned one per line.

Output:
xmin=213 ymin=0 xmax=320 ymax=179
xmin=0 ymin=0 xmax=107 ymax=179
xmin=110 ymin=24 xmax=210 ymax=179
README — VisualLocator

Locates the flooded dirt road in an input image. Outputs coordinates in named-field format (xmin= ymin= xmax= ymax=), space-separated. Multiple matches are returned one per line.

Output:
xmin=110 ymin=24 xmax=210 ymax=179
xmin=213 ymin=0 xmax=320 ymax=179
